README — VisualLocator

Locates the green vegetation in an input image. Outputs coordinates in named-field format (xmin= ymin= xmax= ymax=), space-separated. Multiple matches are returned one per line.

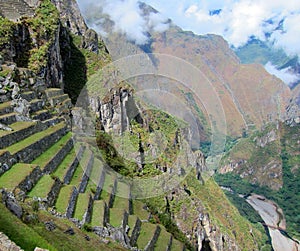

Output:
xmin=96 ymin=130 xmax=131 ymax=176
xmin=109 ymin=208 xmax=125 ymax=227
xmin=31 ymin=210 xmax=125 ymax=251
xmin=234 ymin=39 xmax=293 ymax=67
xmin=0 ymin=67 xmax=11 ymax=78
xmin=0 ymin=121 xmax=36 ymax=137
xmin=145 ymin=196 xmax=194 ymax=250
xmin=31 ymin=132 xmax=72 ymax=170
xmin=29 ymin=0 xmax=59 ymax=39
xmin=145 ymin=171 xmax=270 ymax=251
xmin=28 ymin=175 xmax=55 ymax=199
xmin=136 ymin=222 xmax=158 ymax=249
xmin=27 ymin=0 xmax=59 ymax=72
xmin=7 ymin=122 xmax=65 ymax=154
xmin=0 ymin=202 xmax=56 ymax=251
xmin=28 ymin=43 xmax=50 ymax=72
xmin=127 ymin=215 xmax=138 ymax=236
xmin=154 ymin=227 xmax=171 ymax=249
xmin=74 ymin=193 xmax=90 ymax=220
xmin=91 ymin=200 xmax=105 ymax=226
xmin=0 ymin=16 xmax=14 ymax=48
xmin=0 ymin=164 xmax=38 ymax=191
xmin=53 ymin=149 xmax=77 ymax=180
xmin=0 ymin=199 xmax=125 ymax=251
xmin=200 ymin=135 xmax=238 ymax=157
xmin=69 ymin=149 xmax=90 ymax=186
xmin=96 ymin=108 xmax=182 ymax=178
xmin=55 ymin=185 xmax=73 ymax=213
xmin=132 ymin=200 xmax=149 ymax=221
xmin=215 ymin=123 xmax=300 ymax=239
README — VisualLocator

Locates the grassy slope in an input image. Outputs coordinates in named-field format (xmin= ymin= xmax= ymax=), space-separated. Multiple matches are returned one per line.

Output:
xmin=145 ymin=171 xmax=268 ymax=251
xmin=220 ymin=123 xmax=283 ymax=189
xmin=234 ymin=39 xmax=293 ymax=67
xmin=0 ymin=202 xmax=57 ymax=251
xmin=0 ymin=196 xmax=126 ymax=251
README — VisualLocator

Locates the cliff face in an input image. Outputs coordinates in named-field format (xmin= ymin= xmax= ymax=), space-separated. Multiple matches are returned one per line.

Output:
xmin=51 ymin=0 xmax=88 ymax=36
xmin=0 ymin=0 xmax=102 ymax=92
xmin=286 ymin=85 xmax=300 ymax=125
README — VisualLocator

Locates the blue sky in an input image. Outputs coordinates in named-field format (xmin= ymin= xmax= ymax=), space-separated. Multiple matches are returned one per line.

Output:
xmin=77 ymin=0 xmax=300 ymax=84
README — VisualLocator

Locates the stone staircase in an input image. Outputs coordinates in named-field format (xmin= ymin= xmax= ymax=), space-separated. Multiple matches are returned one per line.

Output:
xmin=0 ymin=88 xmax=186 ymax=250
xmin=0 ymin=0 xmax=35 ymax=21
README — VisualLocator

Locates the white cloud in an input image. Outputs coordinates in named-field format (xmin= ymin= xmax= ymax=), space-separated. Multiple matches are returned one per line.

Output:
xmin=77 ymin=0 xmax=300 ymax=59
xmin=148 ymin=12 xmax=170 ymax=32
xmin=142 ymin=0 xmax=300 ymax=57
xmin=77 ymin=0 xmax=169 ymax=45
xmin=265 ymin=62 xmax=300 ymax=85
xmin=101 ymin=0 xmax=149 ymax=45
xmin=271 ymin=14 xmax=300 ymax=57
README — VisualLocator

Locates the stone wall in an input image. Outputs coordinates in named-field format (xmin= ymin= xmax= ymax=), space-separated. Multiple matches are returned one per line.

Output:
xmin=108 ymin=179 xmax=118 ymax=208
xmin=78 ymin=152 xmax=94 ymax=193
xmin=0 ymin=151 xmax=14 ymax=176
xmin=0 ymin=232 xmax=23 ymax=251
xmin=18 ymin=166 xmax=42 ymax=192
xmin=9 ymin=125 xmax=67 ymax=164
xmin=0 ymin=122 xmax=45 ymax=149
xmin=46 ymin=178 xmax=62 ymax=207
xmin=43 ymin=137 xmax=73 ymax=173
xmin=144 ymin=226 xmax=161 ymax=251
xmin=64 ymin=145 xmax=85 ymax=184
xmin=93 ymin=169 xmax=106 ymax=200
xmin=82 ymin=195 xmax=93 ymax=224
xmin=66 ymin=186 xmax=78 ymax=218
xmin=129 ymin=217 xmax=141 ymax=247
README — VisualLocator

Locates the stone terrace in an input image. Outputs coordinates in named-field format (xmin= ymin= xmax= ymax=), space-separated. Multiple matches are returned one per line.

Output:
xmin=0 ymin=85 xmax=186 ymax=250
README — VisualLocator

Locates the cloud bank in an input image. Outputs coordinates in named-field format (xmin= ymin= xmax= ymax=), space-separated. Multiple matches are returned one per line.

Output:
xmin=78 ymin=0 xmax=300 ymax=57
xmin=77 ymin=0 xmax=300 ymax=84
xmin=265 ymin=62 xmax=300 ymax=86
xmin=142 ymin=0 xmax=300 ymax=56
xmin=77 ymin=0 xmax=169 ymax=45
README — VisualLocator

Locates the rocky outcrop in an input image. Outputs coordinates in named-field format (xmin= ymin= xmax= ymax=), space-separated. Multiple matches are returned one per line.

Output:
xmin=165 ymin=184 xmax=243 ymax=251
xmin=197 ymin=213 xmax=240 ymax=251
xmin=51 ymin=0 xmax=88 ymax=36
xmin=44 ymin=25 xmax=64 ymax=88
xmin=1 ymin=190 xmax=23 ymax=218
xmin=286 ymin=89 xmax=300 ymax=125
xmin=96 ymin=88 xmax=140 ymax=135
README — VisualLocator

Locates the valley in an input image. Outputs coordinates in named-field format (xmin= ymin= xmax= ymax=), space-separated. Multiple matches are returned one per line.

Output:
xmin=0 ymin=0 xmax=299 ymax=250
xmin=247 ymin=194 xmax=300 ymax=251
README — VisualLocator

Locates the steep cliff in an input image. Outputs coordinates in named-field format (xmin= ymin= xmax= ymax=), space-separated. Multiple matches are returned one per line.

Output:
xmin=0 ymin=0 xmax=109 ymax=99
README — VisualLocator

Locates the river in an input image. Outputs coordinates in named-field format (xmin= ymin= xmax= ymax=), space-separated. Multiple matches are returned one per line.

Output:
xmin=246 ymin=194 xmax=300 ymax=251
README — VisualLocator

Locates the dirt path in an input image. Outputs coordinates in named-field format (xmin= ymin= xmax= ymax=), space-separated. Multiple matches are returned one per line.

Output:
xmin=247 ymin=194 xmax=299 ymax=251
